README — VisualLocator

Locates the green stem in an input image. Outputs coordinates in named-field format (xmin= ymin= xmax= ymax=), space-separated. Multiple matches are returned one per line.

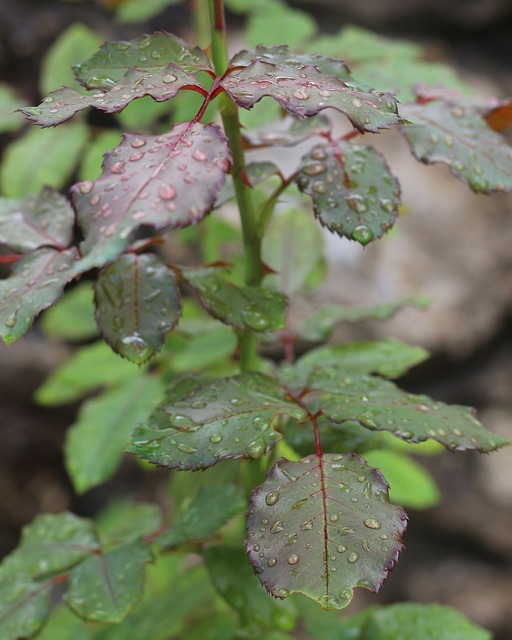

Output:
xmin=207 ymin=0 xmax=263 ymax=372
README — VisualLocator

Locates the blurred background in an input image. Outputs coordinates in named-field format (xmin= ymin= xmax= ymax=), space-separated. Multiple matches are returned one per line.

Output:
xmin=0 ymin=0 xmax=511 ymax=637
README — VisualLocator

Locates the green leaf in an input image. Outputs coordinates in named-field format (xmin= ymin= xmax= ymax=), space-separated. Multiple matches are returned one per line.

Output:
xmin=27 ymin=604 xmax=87 ymax=640
xmin=183 ymin=267 xmax=287 ymax=332
xmin=74 ymin=32 xmax=211 ymax=89
xmin=400 ymin=99 xmax=512 ymax=193
xmin=363 ymin=450 xmax=441 ymax=509
xmin=222 ymin=46 xmax=402 ymax=133
xmin=1 ymin=513 xmax=98 ymax=579
xmin=65 ymin=374 xmax=165 ymax=493
xmin=319 ymin=374 xmax=509 ymax=453
xmin=23 ymin=65 xmax=205 ymax=127
xmin=0 ymin=122 xmax=88 ymax=198
xmin=65 ymin=538 xmax=152 ymax=623
xmin=166 ymin=326 xmax=238 ymax=373
xmin=262 ymin=208 xmax=326 ymax=296
xmin=95 ymin=254 xmax=181 ymax=364
xmin=116 ymin=0 xmax=182 ymax=23
xmin=79 ymin=130 xmax=123 ymax=181
xmin=34 ymin=340 xmax=140 ymax=406
xmin=246 ymin=453 xmax=407 ymax=610
xmin=0 ymin=247 xmax=79 ymax=345
xmin=301 ymin=598 xmax=377 ymax=640
xmin=246 ymin=3 xmax=316 ymax=49
xmin=362 ymin=603 xmax=491 ymax=640
xmin=293 ymin=298 xmax=429 ymax=343
xmin=40 ymin=23 xmax=103 ymax=94
xmin=296 ymin=141 xmax=400 ymax=245
xmin=95 ymin=501 xmax=163 ymax=545
xmin=129 ymin=373 xmax=305 ymax=470
xmin=71 ymin=122 xmax=231 ymax=272
xmin=204 ymin=545 xmax=298 ymax=631
xmin=41 ymin=282 xmax=98 ymax=341
xmin=0 ymin=575 xmax=50 ymax=640
xmin=0 ymin=187 xmax=75 ymax=252
xmin=0 ymin=83 xmax=24 ymax=134
xmin=115 ymin=95 xmax=174 ymax=131
xmin=156 ymin=483 xmax=246 ymax=550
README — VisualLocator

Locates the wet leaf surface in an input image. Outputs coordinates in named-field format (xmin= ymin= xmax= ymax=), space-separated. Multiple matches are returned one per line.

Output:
xmin=246 ymin=453 xmax=407 ymax=610
xmin=128 ymin=373 xmax=305 ymax=470
xmin=22 ymin=65 xmax=205 ymax=127
xmin=0 ymin=187 xmax=75 ymax=251
xmin=71 ymin=122 xmax=231 ymax=272
xmin=400 ymin=99 xmax=512 ymax=193
xmin=183 ymin=267 xmax=287 ymax=332
xmin=65 ymin=538 xmax=152 ymax=623
xmin=74 ymin=31 xmax=212 ymax=88
xmin=95 ymin=254 xmax=181 ymax=364
xmin=222 ymin=46 xmax=402 ymax=133
xmin=0 ymin=247 xmax=79 ymax=344
xmin=156 ymin=483 xmax=246 ymax=550
xmin=242 ymin=115 xmax=331 ymax=149
xmin=0 ymin=576 xmax=50 ymax=640
xmin=296 ymin=141 xmax=400 ymax=245
xmin=318 ymin=373 xmax=508 ymax=452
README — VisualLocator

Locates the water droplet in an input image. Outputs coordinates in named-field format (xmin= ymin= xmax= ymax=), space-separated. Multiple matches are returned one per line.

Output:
xmin=300 ymin=521 xmax=313 ymax=531
xmin=351 ymin=225 xmax=374 ymax=244
xmin=337 ymin=545 xmax=347 ymax=553
xmin=271 ymin=520 xmax=284 ymax=533
xmin=111 ymin=161 xmax=125 ymax=174
xmin=362 ymin=539 xmax=370 ymax=552
xmin=452 ymin=428 xmax=463 ymax=437
xmin=176 ymin=443 xmax=197 ymax=454
xmin=79 ymin=181 xmax=94 ymax=194
xmin=192 ymin=149 xmax=208 ymax=162
xmin=210 ymin=433 xmax=223 ymax=444
xmin=288 ymin=554 xmax=300 ymax=565
xmin=252 ymin=544 xmax=260 ymax=551
xmin=265 ymin=490 xmax=280 ymax=506
xmin=292 ymin=89 xmax=310 ymax=100
xmin=330 ymin=514 xmax=339 ymax=522
xmin=246 ymin=436 xmax=266 ymax=459
xmin=348 ymin=552 xmax=359 ymax=564
xmin=319 ymin=89 xmax=331 ymax=98
xmin=116 ymin=334 xmax=153 ymax=363
xmin=131 ymin=138 xmax=147 ymax=148
xmin=302 ymin=162 xmax=326 ymax=176
xmin=416 ymin=404 xmax=430 ymax=413
xmin=339 ymin=527 xmax=354 ymax=536
xmin=5 ymin=312 xmax=17 ymax=328
xmin=312 ymin=181 xmax=328 ymax=194
xmin=429 ymin=133 xmax=439 ymax=144
xmin=352 ymin=98 xmax=362 ymax=108
xmin=364 ymin=518 xmax=381 ymax=530
xmin=380 ymin=533 xmax=388 ymax=540
xmin=272 ymin=587 xmax=289 ymax=598
xmin=158 ymin=184 xmax=176 ymax=200
xmin=267 ymin=557 xmax=277 ymax=567
xmin=241 ymin=309 xmax=270 ymax=330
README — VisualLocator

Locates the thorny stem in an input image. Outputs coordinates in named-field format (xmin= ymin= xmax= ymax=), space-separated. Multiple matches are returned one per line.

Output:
xmin=208 ymin=0 xmax=262 ymax=372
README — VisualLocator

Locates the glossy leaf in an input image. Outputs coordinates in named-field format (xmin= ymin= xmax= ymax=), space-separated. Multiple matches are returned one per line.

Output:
xmin=293 ymin=298 xmax=429 ymax=343
xmin=34 ymin=341 xmax=139 ymax=406
xmin=0 ymin=123 xmax=88 ymax=198
xmin=246 ymin=453 xmax=407 ymax=610
xmin=128 ymin=373 xmax=305 ymax=470
xmin=204 ymin=545 xmax=298 ymax=632
xmin=74 ymin=31 xmax=212 ymax=89
xmin=95 ymin=254 xmax=181 ymax=364
xmin=362 ymin=603 xmax=491 ymax=640
xmin=0 ymin=575 xmax=50 ymax=640
xmin=71 ymin=122 xmax=231 ymax=272
xmin=296 ymin=141 xmax=400 ymax=245
xmin=0 ymin=187 xmax=74 ymax=252
xmin=242 ymin=115 xmax=331 ymax=149
xmin=400 ymin=100 xmax=512 ymax=193
xmin=156 ymin=483 xmax=246 ymax=550
xmin=65 ymin=538 xmax=152 ymax=623
xmin=41 ymin=282 xmax=98 ymax=342
xmin=319 ymin=374 xmax=508 ymax=453
xmin=183 ymin=267 xmax=287 ymax=332
xmin=0 ymin=247 xmax=79 ymax=345
xmin=65 ymin=374 xmax=165 ymax=493
xmin=23 ymin=65 xmax=205 ymax=127
xmin=222 ymin=46 xmax=402 ymax=133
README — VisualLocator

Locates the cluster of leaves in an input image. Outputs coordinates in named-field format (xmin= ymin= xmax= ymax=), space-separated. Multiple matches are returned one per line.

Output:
xmin=0 ymin=3 xmax=511 ymax=638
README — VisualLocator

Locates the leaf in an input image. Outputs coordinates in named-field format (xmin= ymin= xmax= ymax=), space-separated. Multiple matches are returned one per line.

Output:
xmin=74 ymin=31 xmax=212 ymax=89
xmin=156 ymin=483 xmax=246 ymax=550
xmin=128 ymin=373 xmax=305 ymax=470
xmin=95 ymin=254 xmax=181 ymax=364
xmin=246 ymin=3 xmax=316 ymax=49
xmin=166 ymin=326 xmax=238 ymax=373
xmin=65 ymin=374 xmax=165 ymax=493
xmin=362 ymin=603 xmax=491 ymax=640
xmin=0 ymin=575 xmax=50 ymax=640
xmin=222 ymin=46 xmax=402 ymax=133
xmin=362 ymin=450 xmax=440 ymax=509
xmin=296 ymin=141 xmax=400 ymax=245
xmin=0 ymin=187 xmax=74 ymax=252
xmin=0 ymin=83 xmax=24 ymax=134
xmin=242 ymin=115 xmax=331 ymax=149
xmin=95 ymin=501 xmax=163 ymax=545
xmin=23 ymin=65 xmax=205 ymax=127
xmin=246 ymin=453 xmax=407 ymax=610
xmin=262 ymin=208 xmax=326 ymax=296
xmin=65 ymin=538 xmax=152 ymax=623
xmin=215 ymin=161 xmax=280 ymax=207
xmin=79 ymin=130 xmax=123 ymax=181
xmin=183 ymin=267 xmax=288 ymax=332
xmin=203 ymin=545 xmax=298 ymax=632
xmin=41 ymin=282 xmax=98 ymax=341
xmin=319 ymin=374 xmax=508 ymax=453
xmin=34 ymin=341 xmax=140 ymax=406
xmin=116 ymin=0 xmax=182 ymax=23
xmin=293 ymin=298 xmax=429 ymax=343
xmin=40 ymin=23 xmax=103 ymax=94
xmin=1 ymin=513 xmax=98 ymax=579
xmin=0 ymin=247 xmax=79 ymax=345
xmin=400 ymin=99 xmax=512 ymax=193
xmin=0 ymin=122 xmax=88 ymax=198
xmin=71 ymin=122 xmax=231 ymax=272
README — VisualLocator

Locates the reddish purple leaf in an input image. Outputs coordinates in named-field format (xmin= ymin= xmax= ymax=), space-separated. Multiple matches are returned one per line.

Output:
xmin=71 ymin=122 xmax=232 ymax=272
xmin=246 ymin=453 xmax=407 ymax=610
xmin=22 ymin=65 xmax=206 ymax=128
xmin=222 ymin=46 xmax=401 ymax=133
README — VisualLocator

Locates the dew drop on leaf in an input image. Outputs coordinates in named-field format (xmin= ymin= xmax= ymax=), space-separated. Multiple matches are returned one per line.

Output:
xmin=116 ymin=334 xmax=153 ymax=364
xmin=348 ymin=552 xmax=359 ymax=564
xmin=176 ymin=443 xmax=198 ymax=454
xmin=246 ymin=436 xmax=266 ymax=459
xmin=351 ymin=225 xmax=374 ymax=245
xmin=265 ymin=490 xmax=280 ymax=506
